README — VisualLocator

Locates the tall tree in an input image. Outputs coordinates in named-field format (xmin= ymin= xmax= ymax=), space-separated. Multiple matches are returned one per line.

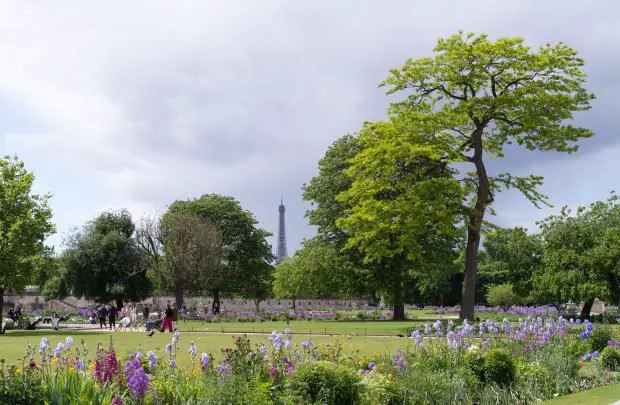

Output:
xmin=61 ymin=210 xmax=152 ymax=308
xmin=336 ymin=121 xmax=464 ymax=320
xmin=159 ymin=211 xmax=224 ymax=308
xmin=166 ymin=194 xmax=273 ymax=314
xmin=0 ymin=156 xmax=54 ymax=330
xmin=478 ymin=227 xmax=543 ymax=299
xmin=303 ymin=135 xmax=377 ymax=299
xmin=381 ymin=32 xmax=594 ymax=319
xmin=272 ymin=258 xmax=306 ymax=311
xmin=534 ymin=194 xmax=620 ymax=318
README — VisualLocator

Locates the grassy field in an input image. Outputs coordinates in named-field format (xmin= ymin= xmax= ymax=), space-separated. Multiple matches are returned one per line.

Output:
xmin=0 ymin=329 xmax=407 ymax=367
xmin=541 ymin=384 xmax=620 ymax=404
xmin=179 ymin=319 xmax=427 ymax=335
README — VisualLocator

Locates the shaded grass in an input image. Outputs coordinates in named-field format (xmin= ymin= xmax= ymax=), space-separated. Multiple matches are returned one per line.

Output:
xmin=0 ymin=329 xmax=408 ymax=367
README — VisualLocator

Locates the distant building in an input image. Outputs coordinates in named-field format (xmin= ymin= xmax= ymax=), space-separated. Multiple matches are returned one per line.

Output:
xmin=275 ymin=198 xmax=288 ymax=263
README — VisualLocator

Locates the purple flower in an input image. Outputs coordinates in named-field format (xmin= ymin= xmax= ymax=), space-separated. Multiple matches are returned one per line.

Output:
xmin=169 ymin=359 xmax=176 ymax=369
xmin=188 ymin=342 xmax=197 ymax=359
xmin=201 ymin=353 xmax=209 ymax=368
xmin=368 ymin=361 xmax=375 ymax=370
xmin=394 ymin=348 xmax=407 ymax=371
xmin=39 ymin=338 xmax=49 ymax=354
xmin=77 ymin=359 xmax=85 ymax=371
xmin=285 ymin=339 xmax=292 ymax=350
xmin=147 ymin=351 xmax=157 ymax=369
xmin=165 ymin=344 xmax=172 ymax=353
xmin=65 ymin=337 xmax=74 ymax=348
xmin=125 ymin=357 xmax=149 ymax=398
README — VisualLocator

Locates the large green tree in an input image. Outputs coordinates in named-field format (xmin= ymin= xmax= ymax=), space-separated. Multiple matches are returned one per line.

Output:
xmin=381 ymin=32 xmax=594 ymax=319
xmin=478 ymin=227 xmax=543 ymax=299
xmin=166 ymin=194 xmax=273 ymax=314
xmin=302 ymin=135 xmax=377 ymax=299
xmin=337 ymin=121 xmax=464 ymax=320
xmin=159 ymin=211 xmax=223 ymax=308
xmin=0 ymin=156 xmax=54 ymax=328
xmin=534 ymin=194 xmax=620 ymax=318
xmin=60 ymin=210 xmax=152 ymax=308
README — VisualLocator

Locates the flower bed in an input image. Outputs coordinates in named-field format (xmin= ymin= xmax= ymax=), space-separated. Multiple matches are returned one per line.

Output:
xmin=2 ymin=317 xmax=618 ymax=404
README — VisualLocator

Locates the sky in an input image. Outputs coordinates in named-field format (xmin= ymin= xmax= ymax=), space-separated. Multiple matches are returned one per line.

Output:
xmin=1 ymin=1 xmax=619 ymax=254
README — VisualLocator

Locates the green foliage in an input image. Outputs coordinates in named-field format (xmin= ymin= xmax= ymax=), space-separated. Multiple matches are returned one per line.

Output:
xmin=60 ymin=209 xmax=152 ymax=304
xmin=380 ymin=31 xmax=595 ymax=319
xmin=479 ymin=227 xmax=542 ymax=298
xmin=291 ymin=361 xmax=362 ymax=405
xmin=483 ymin=349 xmax=516 ymax=386
xmin=534 ymin=193 xmax=620 ymax=312
xmin=0 ymin=156 xmax=55 ymax=314
xmin=166 ymin=194 xmax=274 ymax=299
xmin=272 ymin=258 xmax=306 ymax=303
xmin=463 ymin=350 xmax=485 ymax=382
xmin=0 ymin=363 xmax=44 ymax=404
xmin=588 ymin=328 xmax=613 ymax=353
xmin=486 ymin=283 xmax=519 ymax=309
xmin=335 ymin=122 xmax=464 ymax=318
xmin=600 ymin=347 xmax=620 ymax=371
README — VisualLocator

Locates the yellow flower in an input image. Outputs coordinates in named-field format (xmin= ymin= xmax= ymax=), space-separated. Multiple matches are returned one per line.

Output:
xmin=388 ymin=374 xmax=393 ymax=380
xmin=69 ymin=367 xmax=76 ymax=374
xmin=89 ymin=363 xmax=96 ymax=371
xmin=95 ymin=383 xmax=99 ymax=390
xmin=15 ymin=368 xmax=21 ymax=374
xmin=51 ymin=358 xmax=59 ymax=365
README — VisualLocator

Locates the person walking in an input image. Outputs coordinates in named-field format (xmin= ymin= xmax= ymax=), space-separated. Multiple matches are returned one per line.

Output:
xmin=98 ymin=306 xmax=108 ymax=329
xmin=108 ymin=305 xmax=118 ymax=330
xmin=160 ymin=304 xmax=173 ymax=333
xmin=171 ymin=303 xmax=179 ymax=331
xmin=181 ymin=305 xmax=188 ymax=325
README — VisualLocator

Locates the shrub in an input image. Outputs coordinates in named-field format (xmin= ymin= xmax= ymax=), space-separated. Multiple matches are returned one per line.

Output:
xmin=463 ymin=350 xmax=485 ymax=382
xmin=483 ymin=349 xmax=516 ymax=386
xmin=588 ymin=328 xmax=612 ymax=353
xmin=291 ymin=361 xmax=361 ymax=404
xmin=486 ymin=284 xmax=518 ymax=311
xmin=600 ymin=347 xmax=620 ymax=371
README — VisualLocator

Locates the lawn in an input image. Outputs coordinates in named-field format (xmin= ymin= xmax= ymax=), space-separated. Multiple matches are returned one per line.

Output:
xmin=541 ymin=384 xmax=620 ymax=404
xmin=180 ymin=319 xmax=426 ymax=335
xmin=0 ymin=329 xmax=407 ymax=367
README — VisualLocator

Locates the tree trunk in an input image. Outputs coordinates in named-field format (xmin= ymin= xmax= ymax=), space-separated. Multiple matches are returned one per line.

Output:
xmin=460 ymin=128 xmax=491 ymax=322
xmin=211 ymin=290 xmax=220 ymax=314
xmin=0 ymin=287 xmax=4 ymax=334
xmin=580 ymin=298 xmax=595 ymax=319
xmin=174 ymin=282 xmax=184 ymax=309
xmin=292 ymin=298 xmax=296 ymax=312
xmin=115 ymin=298 xmax=123 ymax=310
xmin=393 ymin=280 xmax=406 ymax=321
xmin=254 ymin=299 xmax=261 ymax=313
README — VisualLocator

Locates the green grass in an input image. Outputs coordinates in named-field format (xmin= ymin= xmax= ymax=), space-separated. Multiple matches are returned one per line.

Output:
xmin=541 ymin=383 xmax=620 ymax=404
xmin=0 ymin=329 xmax=407 ymax=367
xmin=180 ymin=319 xmax=427 ymax=335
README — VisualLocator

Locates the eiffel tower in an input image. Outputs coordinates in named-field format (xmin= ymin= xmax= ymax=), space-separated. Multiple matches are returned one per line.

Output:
xmin=276 ymin=197 xmax=288 ymax=263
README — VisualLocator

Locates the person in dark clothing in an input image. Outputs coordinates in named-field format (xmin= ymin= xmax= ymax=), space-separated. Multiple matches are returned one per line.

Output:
xmin=160 ymin=304 xmax=173 ymax=333
xmin=108 ymin=306 xmax=118 ymax=330
xmin=98 ymin=306 xmax=107 ymax=329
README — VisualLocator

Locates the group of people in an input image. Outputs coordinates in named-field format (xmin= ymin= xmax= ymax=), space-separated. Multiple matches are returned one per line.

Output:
xmin=87 ymin=302 xmax=187 ymax=334
xmin=90 ymin=303 xmax=139 ymax=331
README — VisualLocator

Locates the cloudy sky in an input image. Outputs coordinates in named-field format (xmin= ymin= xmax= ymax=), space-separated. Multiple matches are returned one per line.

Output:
xmin=1 ymin=1 xmax=618 ymax=254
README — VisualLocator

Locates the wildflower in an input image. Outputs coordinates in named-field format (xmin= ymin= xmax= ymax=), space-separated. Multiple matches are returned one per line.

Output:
xmin=39 ymin=338 xmax=50 ymax=354
xmin=68 ymin=367 xmax=76 ymax=374
xmin=578 ymin=360 xmax=585 ymax=367
xmin=200 ymin=353 xmax=209 ymax=369
xmin=165 ymin=344 xmax=172 ymax=353
xmin=15 ymin=368 xmax=21 ymax=374
xmin=65 ymin=336 xmax=74 ymax=348
xmin=169 ymin=359 xmax=176 ymax=369
xmin=29 ymin=360 xmax=37 ymax=368
xmin=125 ymin=356 xmax=149 ymax=398
xmin=285 ymin=339 xmax=292 ymax=350
xmin=147 ymin=351 xmax=158 ymax=370
xmin=188 ymin=342 xmax=197 ymax=359
xmin=368 ymin=361 xmax=375 ymax=370
xmin=51 ymin=358 xmax=59 ymax=365
xmin=77 ymin=359 xmax=85 ymax=371
xmin=393 ymin=348 xmax=407 ymax=371
xmin=112 ymin=393 xmax=124 ymax=405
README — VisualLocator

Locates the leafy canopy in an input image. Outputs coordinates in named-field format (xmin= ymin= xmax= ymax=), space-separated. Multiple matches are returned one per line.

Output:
xmin=0 ymin=156 xmax=55 ymax=296
xmin=61 ymin=210 xmax=152 ymax=304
